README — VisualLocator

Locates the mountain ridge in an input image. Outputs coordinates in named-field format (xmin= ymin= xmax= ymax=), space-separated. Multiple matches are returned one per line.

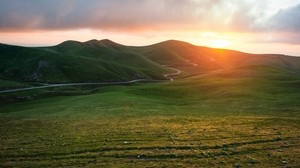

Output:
xmin=1 ymin=39 xmax=300 ymax=87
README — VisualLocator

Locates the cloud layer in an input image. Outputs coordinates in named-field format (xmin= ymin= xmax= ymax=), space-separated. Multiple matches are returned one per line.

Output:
xmin=0 ymin=0 xmax=300 ymax=48
xmin=269 ymin=4 xmax=300 ymax=32
xmin=0 ymin=0 xmax=298 ymax=33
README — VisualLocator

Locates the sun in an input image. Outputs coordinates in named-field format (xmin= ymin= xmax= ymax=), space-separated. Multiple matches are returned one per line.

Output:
xmin=210 ymin=39 xmax=231 ymax=48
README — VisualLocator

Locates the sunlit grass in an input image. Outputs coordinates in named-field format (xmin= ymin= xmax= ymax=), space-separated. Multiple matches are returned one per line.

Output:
xmin=0 ymin=115 xmax=299 ymax=167
xmin=0 ymin=65 xmax=300 ymax=167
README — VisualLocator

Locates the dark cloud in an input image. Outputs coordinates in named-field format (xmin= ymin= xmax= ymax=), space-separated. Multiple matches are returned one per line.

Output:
xmin=0 ymin=0 xmax=76 ymax=30
xmin=0 ymin=0 xmax=299 ymax=36
xmin=0 ymin=0 xmax=248 ymax=31
xmin=268 ymin=4 xmax=300 ymax=32
xmin=259 ymin=3 xmax=300 ymax=44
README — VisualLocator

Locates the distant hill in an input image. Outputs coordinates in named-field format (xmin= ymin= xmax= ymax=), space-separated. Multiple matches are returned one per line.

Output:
xmin=0 ymin=40 xmax=170 ymax=84
xmin=0 ymin=39 xmax=300 ymax=85
xmin=133 ymin=40 xmax=300 ymax=76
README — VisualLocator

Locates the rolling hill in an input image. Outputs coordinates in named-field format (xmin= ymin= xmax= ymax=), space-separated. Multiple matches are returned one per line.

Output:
xmin=0 ymin=40 xmax=170 ymax=85
xmin=1 ymin=39 xmax=300 ymax=167
xmin=0 ymin=39 xmax=300 ymax=88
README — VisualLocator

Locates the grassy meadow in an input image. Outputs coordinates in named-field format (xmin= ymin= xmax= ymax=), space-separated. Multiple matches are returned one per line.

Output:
xmin=1 ymin=65 xmax=299 ymax=167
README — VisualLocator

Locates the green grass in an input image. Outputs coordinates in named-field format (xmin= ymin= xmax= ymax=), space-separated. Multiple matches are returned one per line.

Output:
xmin=0 ymin=79 xmax=30 ymax=90
xmin=1 ymin=39 xmax=300 ymax=167
xmin=0 ymin=41 xmax=170 ymax=83
xmin=0 ymin=65 xmax=299 ymax=167
xmin=3 ymin=39 xmax=300 ymax=86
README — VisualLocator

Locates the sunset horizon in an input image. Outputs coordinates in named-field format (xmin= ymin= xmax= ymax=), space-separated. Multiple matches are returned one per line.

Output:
xmin=1 ymin=0 xmax=300 ymax=55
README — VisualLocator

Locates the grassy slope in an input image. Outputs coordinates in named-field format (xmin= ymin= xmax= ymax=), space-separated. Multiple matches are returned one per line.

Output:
xmin=0 ymin=64 xmax=299 ymax=167
xmin=0 ymin=79 xmax=30 ymax=90
xmin=0 ymin=41 xmax=170 ymax=84
xmin=1 ymin=39 xmax=300 ymax=84
xmin=133 ymin=40 xmax=300 ymax=79
xmin=50 ymin=39 xmax=169 ymax=77
xmin=1 ymin=39 xmax=300 ymax=167
xmin=132 ymin=40 xmax=226 ymax=78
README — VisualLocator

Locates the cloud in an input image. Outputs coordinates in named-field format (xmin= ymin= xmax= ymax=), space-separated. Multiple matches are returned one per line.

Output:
xmin=0 ymin=0 xmax=300 ymax=45
xmin=0 ymin=0 xmax=76 ymax=31
xmin=0 ymin=0 xmax=258 ymax=32
xmin=256 ymin=3 xmax=300 ymax=44
xmin=268 ymin=4 xmax=300 ymax=32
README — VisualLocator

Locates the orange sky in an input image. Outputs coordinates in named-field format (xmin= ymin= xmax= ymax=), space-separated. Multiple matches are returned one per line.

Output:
xmin=0 ymin=0 xmax=300 ymax=56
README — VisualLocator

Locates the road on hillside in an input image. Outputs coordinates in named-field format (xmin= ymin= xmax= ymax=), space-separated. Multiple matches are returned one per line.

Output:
xmin=0 ymin=79 xmax=165 ymax=94
xmin=0 ymin=62 xmax=192 ymax=94
xmin=163 ymin=66 xmax=181 ymax=81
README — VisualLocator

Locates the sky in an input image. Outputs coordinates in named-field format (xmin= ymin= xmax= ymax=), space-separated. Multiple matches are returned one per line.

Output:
xmin=0 ymin=0 xmax=300 ymax=55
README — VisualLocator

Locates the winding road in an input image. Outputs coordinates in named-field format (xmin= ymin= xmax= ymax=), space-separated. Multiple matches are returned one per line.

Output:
xmin=0 ymin=60 xmax=199 ymax=94
xmin=0 ymin=67 xmax=183 ymax=94
xmin=163 ymin=66 xmax=182 ymax=81
xmin=0 ymin=79 xmax=165 ymax=94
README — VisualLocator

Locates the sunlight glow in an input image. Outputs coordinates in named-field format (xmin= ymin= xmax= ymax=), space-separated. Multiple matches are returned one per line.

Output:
xmin=209 ymin=39 xmax=231 ymax=48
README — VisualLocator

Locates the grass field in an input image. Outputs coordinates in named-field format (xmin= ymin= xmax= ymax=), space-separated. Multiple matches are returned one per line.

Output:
xmin=1 ymin=65 xmax=299 ymax=167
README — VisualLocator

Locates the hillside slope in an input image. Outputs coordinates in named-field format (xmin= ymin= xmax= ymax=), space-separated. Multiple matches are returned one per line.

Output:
xmin=1 ymin=57 xmax=300 ymax=166
xmin=133 ymin=40 xmax=300 ymax=77
xmin=0 ymin=41 xmax=170 ymax=83
xmin=1 ymin=39 xmax=300 ymax=85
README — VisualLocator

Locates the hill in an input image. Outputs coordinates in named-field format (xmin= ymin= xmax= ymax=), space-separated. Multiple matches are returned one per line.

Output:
xmin=133 ymin=40 xmax=300 ymax=76
xmin=1 ymin=57 xmax=300 ymax=167
xmin=1 ymin=39 xmax=300 ymax=167
xmin=1 ymin=39 xmax=300 ymax=88
xmin=0 ymin=40 xmax=170 ymax=84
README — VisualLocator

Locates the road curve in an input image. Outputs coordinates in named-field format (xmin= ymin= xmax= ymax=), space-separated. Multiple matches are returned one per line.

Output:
xmin=0 ymin=63 xmax=186 ymax=94
xmin=0 ymin=79 xmax=165 ymax=94
xmin=163 ymin=66 xmax=182 ymax=81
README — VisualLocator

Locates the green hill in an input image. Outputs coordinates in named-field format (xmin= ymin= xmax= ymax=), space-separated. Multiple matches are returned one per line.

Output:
xmin=1 ymin=58 xmax=300 ymax=167
xmin=133 ymin=40 xmax=300 ymax=77
xmin=1 ymin=39 xmax=300 ymax=86
xmin=0 ymin=40 xmax=170 ymax=84
xmin=1 ymin=39 xmax=300 ymax=167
